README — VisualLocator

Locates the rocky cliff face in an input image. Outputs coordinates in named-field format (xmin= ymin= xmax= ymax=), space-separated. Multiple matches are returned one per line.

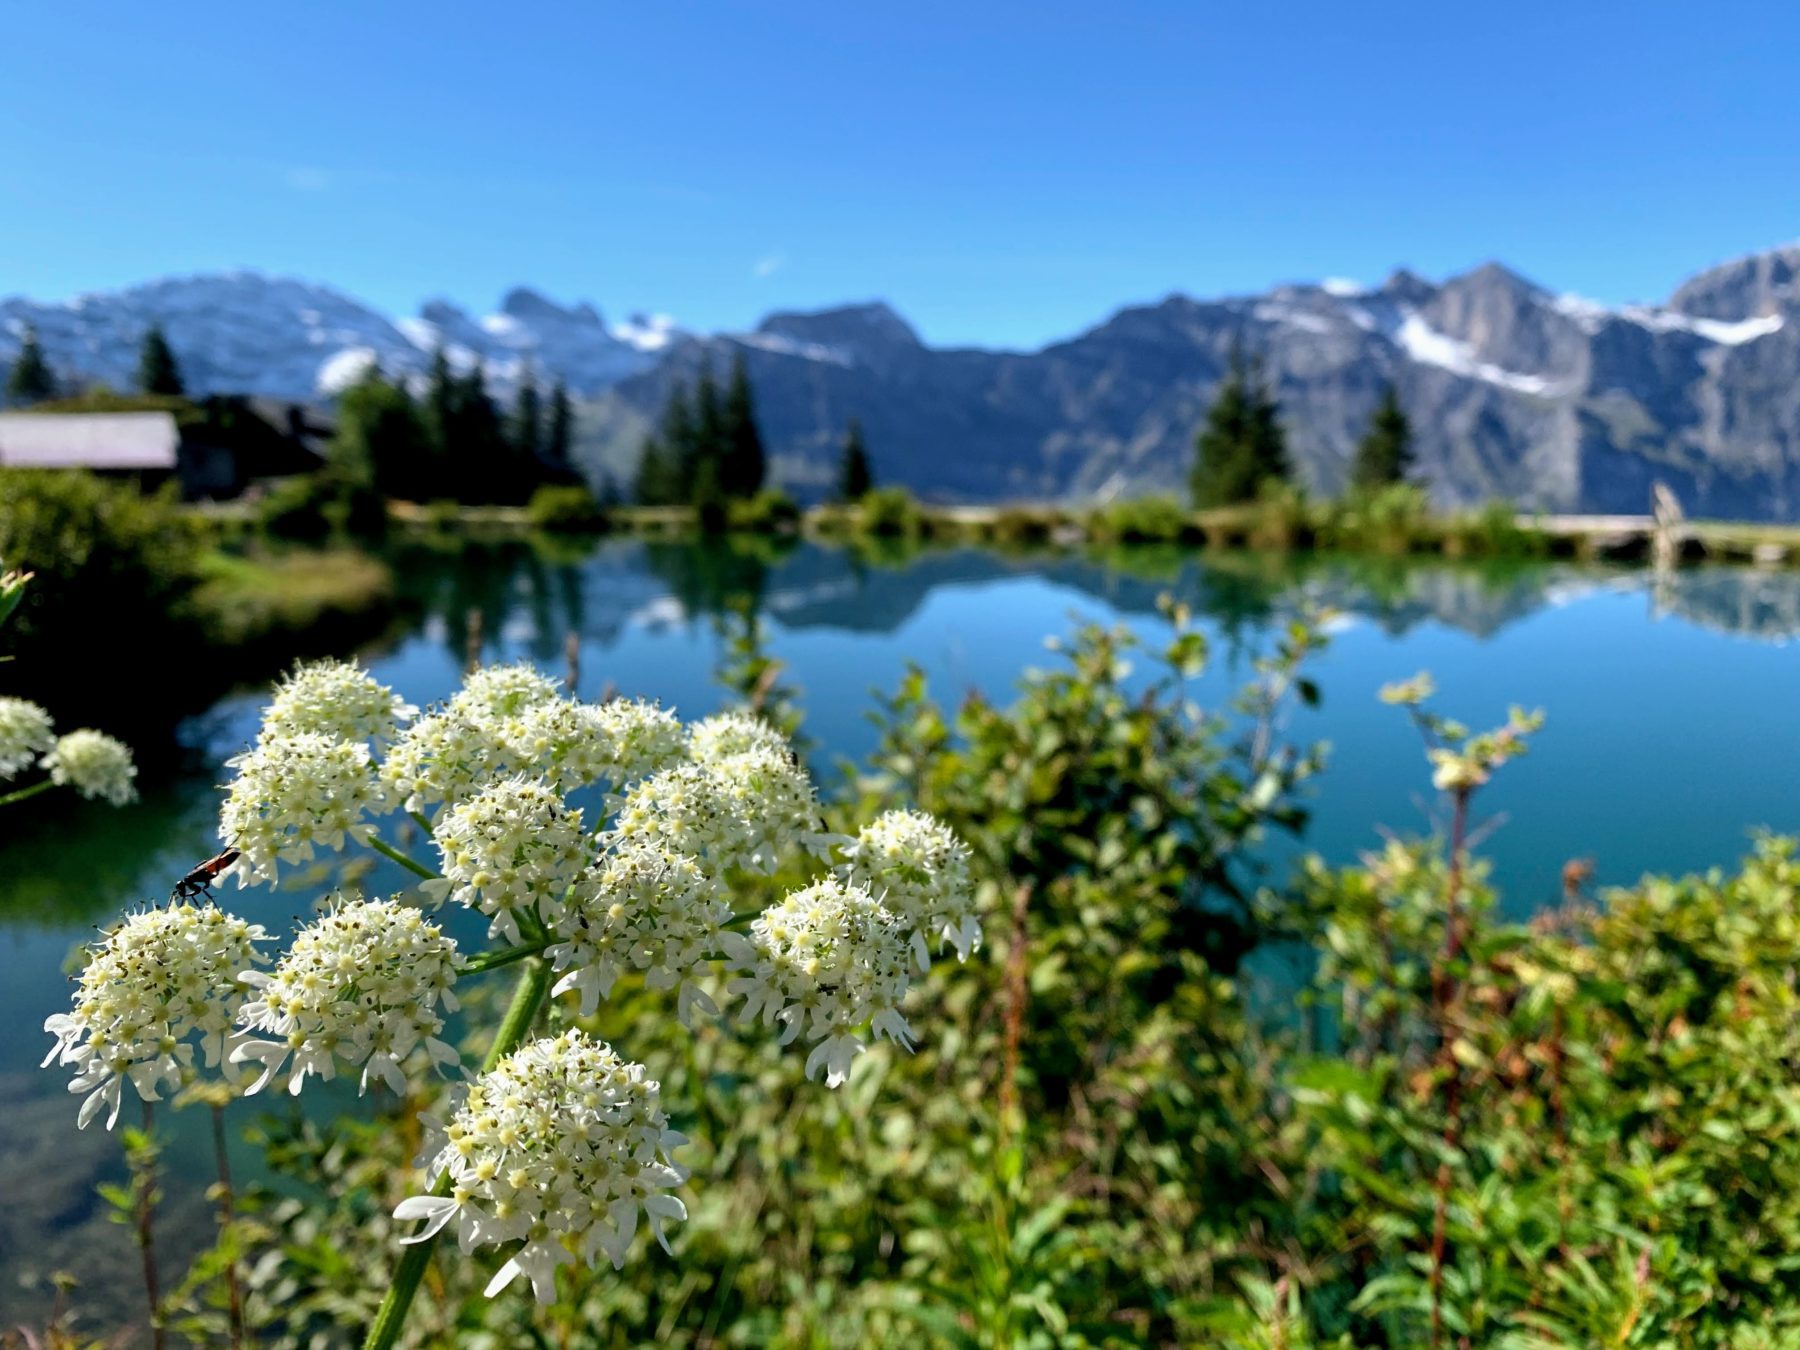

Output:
xmin=577 ymin=245 xmax=1800 ymax=517
xmin=8 ymin=245 xmax=1800 ymax=516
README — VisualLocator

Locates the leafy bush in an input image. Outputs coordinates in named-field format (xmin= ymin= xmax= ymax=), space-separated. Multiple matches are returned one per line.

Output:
xmin=0 ymin=469 xmax=206 ymax=731
xmin=728 ymin=487 xmax=802 ymax=534
xmin=858 ymin=486 xmax=928 ymax=539
xmin=1440 ymin=500 xmax=1547 ymax=558
xmin=1087 ymin=494 xmax=1194 ymax=543
xmin=524 ymin=484 xmax=609 ymax=533
xmin=1324 ymin=482 xmax=1433 ymax=554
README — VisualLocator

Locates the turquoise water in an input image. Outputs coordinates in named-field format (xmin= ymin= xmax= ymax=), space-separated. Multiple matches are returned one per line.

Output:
xmin=4 ymin=538 xmax=1800 ymax=1329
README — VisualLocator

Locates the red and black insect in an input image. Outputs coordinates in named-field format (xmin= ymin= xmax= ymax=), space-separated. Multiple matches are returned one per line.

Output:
xmin=170 ymin=849 xmax=240 ymax=901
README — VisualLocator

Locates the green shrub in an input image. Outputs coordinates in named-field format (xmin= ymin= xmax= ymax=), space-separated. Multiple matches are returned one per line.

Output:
xmin=0 ymin=468 xmax=207 ymax=732
xmin=1087 ymin=494 xmax=1193 ymax=544
xmin=858 ymin=486 xmax=927 ymax=539
xmin=1246 ymin=479 xmax=1315 ymax=550
xmin=1326 ymin=482 xmax=1432 ymax=553
xmin=728 ymin=488 xmax=802 ymax=534
xmin=982 ymin=505 xmax=1063 ymax=547
xmin=525 ymin=484 xmax=610 ymax=533
xmin=254 ymin=474 xmax=336 ymax=541
xmin=1441 ymin=499 xmax=1547 ymax=558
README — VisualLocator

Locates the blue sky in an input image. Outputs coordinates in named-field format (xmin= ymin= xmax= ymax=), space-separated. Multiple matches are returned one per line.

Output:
xmin=2 ymin=1 xmax=1796 ymax=349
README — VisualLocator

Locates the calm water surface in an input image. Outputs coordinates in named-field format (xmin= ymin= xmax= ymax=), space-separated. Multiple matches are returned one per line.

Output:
xmin=4 ymin=537 xmax=1799 ymax=1328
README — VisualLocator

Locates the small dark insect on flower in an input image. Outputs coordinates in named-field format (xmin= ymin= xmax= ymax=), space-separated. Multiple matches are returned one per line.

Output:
xmin=170 ymin=848 xmax=241 ymax=901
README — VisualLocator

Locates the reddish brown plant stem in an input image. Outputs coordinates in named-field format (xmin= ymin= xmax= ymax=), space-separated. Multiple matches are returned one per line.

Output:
xmin=997 ymin=880 xmax=1033 ymax=1143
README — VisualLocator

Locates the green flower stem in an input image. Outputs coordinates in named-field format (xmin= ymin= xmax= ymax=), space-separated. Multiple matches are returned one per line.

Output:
xmin=362 ymin=956 xmax=553 ymax=1350
xmin=366 ymin=832 xmax=440 ymax=881
xmin=0 ymin=777 xmax=56 ymax=808
xmin=407 ymin=810 xmax=435 ymax=835
xmin=460 ymin=940 xmax=549 ymax=976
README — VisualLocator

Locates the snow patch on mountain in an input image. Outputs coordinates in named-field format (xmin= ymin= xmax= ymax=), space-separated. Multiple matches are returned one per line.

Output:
xmin=1393 ymin=313 xmax=1572 ymax=396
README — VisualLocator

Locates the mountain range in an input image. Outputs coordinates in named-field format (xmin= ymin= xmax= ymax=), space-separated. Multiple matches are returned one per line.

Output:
xmin=5 ymin=244 xmax=1800 ymax=517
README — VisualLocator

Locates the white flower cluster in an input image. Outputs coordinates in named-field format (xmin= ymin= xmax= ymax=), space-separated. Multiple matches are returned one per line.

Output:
xmin=426 ymin=777 xmax=587 ymax=943
xmin=841 ymin=810 xmax=978 ymax=966
xmin=686 ymin=710 xmax=790 ymax=765
xmin=395 ymin=1030 xmax=688 ymax=1303
xmin=260 ymin=659 xmax=417 ymax=745
xmin=380 ymin=706 xmax=513 ymax=816
xmin=728 ymin=877 xmax=914 ymax=1088
xmin=549 ymin=841 xmax=731 ymax=1024
xmin=450 ymin=663 xmax=560 ymax=720
xmin=221 ymin=733 xmax=392 ymax=885
xmin=233 ymin=897 xmax=461 ymax=1095
xmin=0 ymin=696 xmax=54 ymax=778
xmin=43 ymin=729 xmax=138 ymax=806
xmin=506 ymin=696 xmax=686 ymax=796
xmin=42 ymin=903 xmax=268 ymax=1128
xmin=612 ymin=746 xmax=828 ymax=875
xmin=583 ymin=697 xmax=688 ymax=789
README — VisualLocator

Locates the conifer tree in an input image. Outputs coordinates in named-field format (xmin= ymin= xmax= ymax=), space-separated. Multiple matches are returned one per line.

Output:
xmin=135 ymin=324 xmax=185 ymax=397
xmin=687 ymin=362 xmax=725 ymax=498
xmin=1349 ymin=383 xmax=1413 ymax=492
xmin=451 ymin=362 xmax=507 ymax=503
xmin=423 ymin=347 xmax=457 ymax=489
xmin=512 ymin=369 xmax=543 ymax=464
xmin=1191 ymin=344 xmax=1289 ymax=507
xmin=333 ymin=366 xmax=428 ymax=500
xmin=635 ymin=381 xmax=695 ymax=506
xmin=838 ymin=419 xmax=874 ymax=502
xmin=545 ymin=379 xmax=575 ymax=478
xmin=6 ymin=326 xmax=56 ymax=405
xmin=720 ymin=354 xmax=767 ymax=498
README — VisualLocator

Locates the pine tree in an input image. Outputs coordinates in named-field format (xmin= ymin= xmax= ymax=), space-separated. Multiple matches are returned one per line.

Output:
xmin=686 ymin=362 xmax=725 ymax=499
xmin=1191 ymin=345 xmax=1289 ymax=507
xmin=6 ymin=326 xmax=56 ymax=405
xmin=513 ymin=370 xmax=543 ymax=463
xmin=545 ymin=379 xmax=575 ymax=478
xmin=451 ymin=362 xmax=507 ymax=503
xmin=635 ymin=381 xmax=696 ymax=506
xmin=135 ymin=324 xmax=185 ymax=397
xmin=333 ymin=366 xmax=428 ymax=500
xmin=720 ymin=354 xmax=767 ymax=498
xmin=423 ymin=347 xmax=457 ymax=492
xmin=838 ymin=419 xmax=874 ymax=502
xmin=1349 ymin=383 xmax=1413 ymax=492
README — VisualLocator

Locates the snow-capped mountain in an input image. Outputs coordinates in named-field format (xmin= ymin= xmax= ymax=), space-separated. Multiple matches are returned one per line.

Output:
xmin=577 ymin=245 xmax=1800 ymax=518
xmin=0 ymin=273 xmax=664 ymax=401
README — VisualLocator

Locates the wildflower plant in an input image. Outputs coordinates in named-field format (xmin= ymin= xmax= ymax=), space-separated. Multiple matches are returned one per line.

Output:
xmin=42 ymin=656 xmax=977 ymax=1347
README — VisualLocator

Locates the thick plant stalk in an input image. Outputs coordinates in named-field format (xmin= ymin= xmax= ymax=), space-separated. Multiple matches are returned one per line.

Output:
xmin=362 ymin=956 xmax=552 ymax=1350
xmin=137 ymin=1099 xmax=165 ymax=1350
xmin=212 ymin=1104 xmax=245 ymax=1349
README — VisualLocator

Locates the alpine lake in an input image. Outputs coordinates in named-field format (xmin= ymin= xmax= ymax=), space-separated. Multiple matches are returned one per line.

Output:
xmin=5 ymin=533 xmax=1800 ymax=1330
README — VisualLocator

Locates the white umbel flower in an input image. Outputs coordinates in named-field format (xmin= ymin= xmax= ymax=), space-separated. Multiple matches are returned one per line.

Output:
xmin=727 ymin=877 xmax=913 ymax=1088
xmin=42 ymin=903 xmax=268 ymax=1129
xmin=840 ymin=810 xmax=978 ymax=967
xmin=586 ymin=697 xmax=687 ymax=787
xmin=0 ymin=696 xmax=54 ymax=779
xmin=260 ymin=659 xmax=417 ymax=746
xmin=504 ymin=699 xmax=618 ymax=794
xmin=611 ymin=747 xmax=828 ymax=875
xmin=394 ymin=1030 xmax=689 ymax=1304
xmin=450 ymin=663 xmax=560 ymax=720
xmin=686 ymin=710 xmax=790 ymax=765
xmin=220 ymin=733 xmax=392 ymax=886
xmin=426 ymin=777 xmax=587 ymax=943
xmin=548 ymin=841 xmax=732 ymax=1024
xmin=42 ymin=730 xmax=137 ymax=806
xmin=232 ymin=897 xmax=461 ymax=1095
xmin=379 ymin=706 xmax=512 ymax=817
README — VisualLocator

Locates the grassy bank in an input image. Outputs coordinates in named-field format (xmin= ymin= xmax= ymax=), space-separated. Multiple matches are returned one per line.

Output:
xmin=191 ymin=546 xmax=397 ymax=650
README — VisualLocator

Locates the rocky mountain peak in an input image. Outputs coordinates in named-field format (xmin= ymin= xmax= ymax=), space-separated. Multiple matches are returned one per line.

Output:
xmin=1668 ymin=243 xmax=1800 ymax=321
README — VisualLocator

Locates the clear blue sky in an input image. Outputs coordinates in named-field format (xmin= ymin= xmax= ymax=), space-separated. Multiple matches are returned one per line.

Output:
xmin=3 ymin=1 xmax=1796 ymax=349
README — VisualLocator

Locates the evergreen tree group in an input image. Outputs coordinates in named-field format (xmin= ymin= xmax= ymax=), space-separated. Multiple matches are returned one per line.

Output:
xmin=1348 ymin=383 xmax=1413 ymax=491
xmin=633 ymin=355 xmax=768 ymax=516
xmin=837 ymin=418 xmax=873 ymax=501
xmin=4 ymin=326 xmax=57 ymax=405
xmin=1190 ymin=344 xmax=1290 ymax=507
xmin=326 ymin=352 xmax=578 ymax=505
xmin=136 ymin=324 xmax=185 ymax=397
